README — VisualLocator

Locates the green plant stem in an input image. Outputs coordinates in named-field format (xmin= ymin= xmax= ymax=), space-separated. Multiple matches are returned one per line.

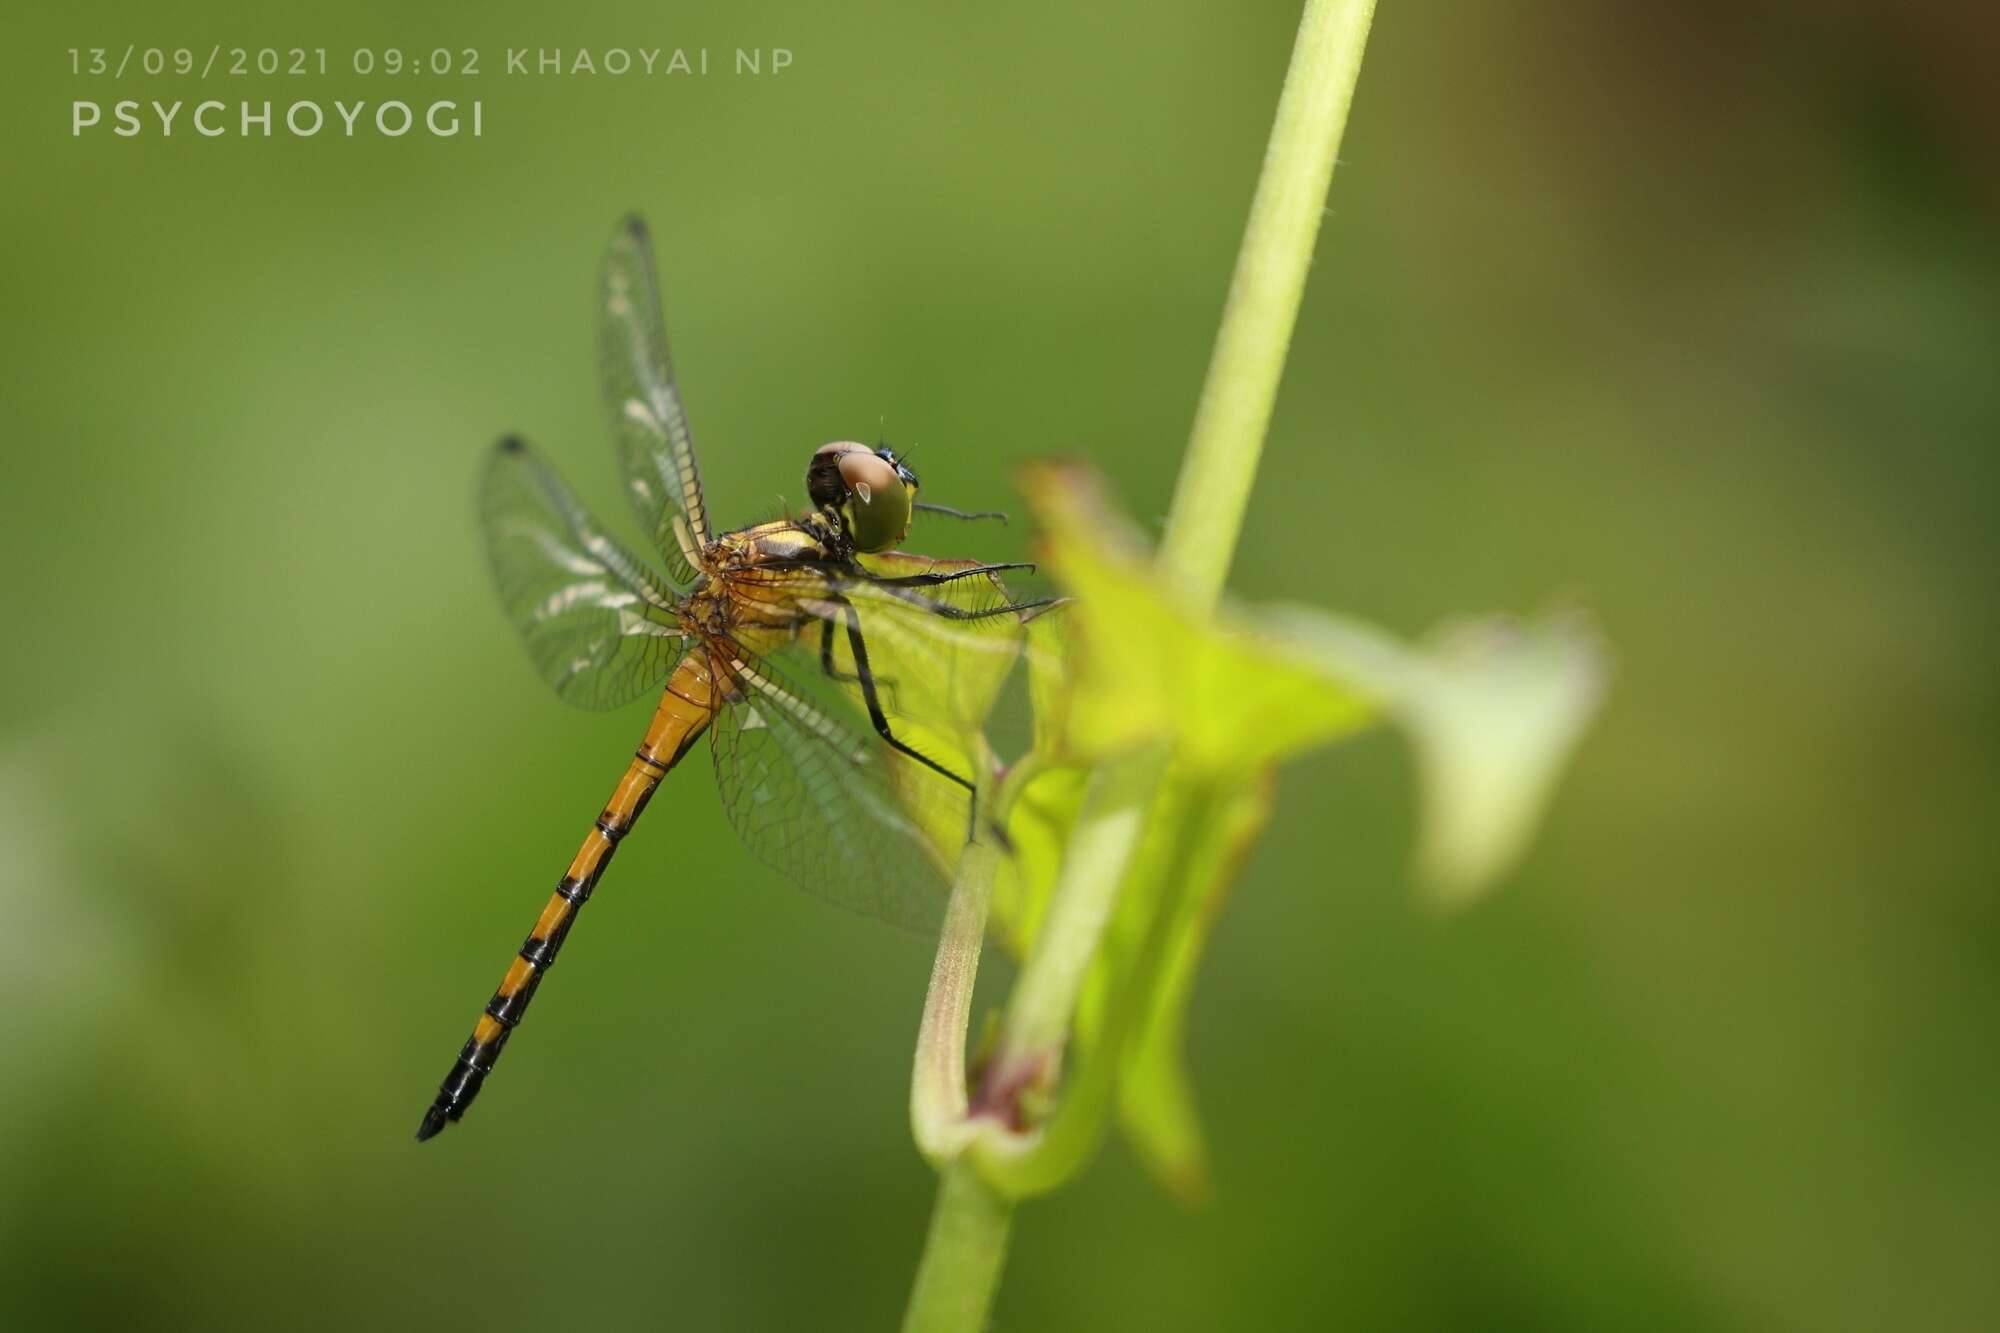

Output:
xmin=1162 ymin=0 xmax=1378 ymax=610
xmin=901 ymin=1161 xmax=1013 ymax=1333
xmin=902 ymin=0 xmax=1376 ymax=1328
xmin=911 ymin=838 xmax=1000 ymax=1160
xmin=989 ymin=0 xmax=1377 ymax=1144
xmin=981 ymin=745 xmax=1167 ymax=1088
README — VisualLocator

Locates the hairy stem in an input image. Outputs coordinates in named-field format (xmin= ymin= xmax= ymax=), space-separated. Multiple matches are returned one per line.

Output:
xmin=911 ymin=838 xmax=1000 ymax=1160
xmin=1162 ymin=0 xmax=1379 ymax=610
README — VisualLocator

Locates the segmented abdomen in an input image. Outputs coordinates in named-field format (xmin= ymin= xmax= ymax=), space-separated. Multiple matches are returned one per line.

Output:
xmin=416 ymin=651 xmax=721 ymax=1140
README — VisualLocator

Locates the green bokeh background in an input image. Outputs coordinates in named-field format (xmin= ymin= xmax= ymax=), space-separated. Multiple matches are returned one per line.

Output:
xmin=5 ymin=2 xmax=1995 ymax=1329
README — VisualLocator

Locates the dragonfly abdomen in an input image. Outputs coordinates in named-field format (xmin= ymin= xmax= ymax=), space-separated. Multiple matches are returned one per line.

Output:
xmin=416 ymin=653 xmax=721 ymax=1141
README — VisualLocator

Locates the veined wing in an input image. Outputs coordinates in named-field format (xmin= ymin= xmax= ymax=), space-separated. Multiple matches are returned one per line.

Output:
xmin=718 ymin=554 xmax=1034 ymax=909
xmin=601 ymin=215 xmax=712 ymax=588
xmin=480 ymin=436 xmax=691 ymax=709
xmin=709 ymin=647 xmax=966 ymax=932
xmin=811 ymin=552 xmax=1031 ymax=741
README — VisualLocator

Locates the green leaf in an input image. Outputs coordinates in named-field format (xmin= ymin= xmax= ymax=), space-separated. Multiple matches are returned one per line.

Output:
xmin=1022 ymin=460 xmax=1604 ymax=906
xmin=980 ymin=464 xmax=1606 ymax=1204
xmin=1020 ymin=464 xmax=1379 ymax=776
xmin=986 ymin=611 xmax=1091 ymax=954
xmin=990 ymin=761 xmax=1089 ymax=957
xmin=1110 ymin=768 xmax=1275 ymax=1204
xmin=1271 ymin=607 xmax=1606 ymax=904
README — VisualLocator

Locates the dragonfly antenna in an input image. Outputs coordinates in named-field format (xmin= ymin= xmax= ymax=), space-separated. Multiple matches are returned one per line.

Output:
xmin=914 ymin=501 xmax=1007 ymax=524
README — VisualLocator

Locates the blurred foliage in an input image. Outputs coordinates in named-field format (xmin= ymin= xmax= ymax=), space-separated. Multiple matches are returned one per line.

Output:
xmin=977 ymin=462 xmax=1598 ymax=1201
xmin=3 ymin=1 xmax=1997 ymax=1331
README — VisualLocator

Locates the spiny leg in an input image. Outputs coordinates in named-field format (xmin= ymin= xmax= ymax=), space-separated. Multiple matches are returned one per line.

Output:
xmin=829 ymin=596 xmax=973 ymax=799
xmin=865 ymin=580 xmax=1059 ymax=621
xmin=866 ymin=561 xmax=1034 ymax=588
xmin=839 ymin=571 xmax=1051 ymax=844
xmin=818 ymin=616 xmax=905 ymax=708
xmin=817 ymin=617 xmax=865 ymax=684
xmin=820 ymin=562 xmax=1037 ymax=681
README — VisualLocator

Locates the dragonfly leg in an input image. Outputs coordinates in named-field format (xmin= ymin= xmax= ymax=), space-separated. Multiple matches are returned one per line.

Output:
xmin=831 ymin=596 xmax=973 ymax=798
xmin=818 ymin=617 xmax=906 ymax=707
xmin=817 ymin=617 xmax=845 ymax=677
xmin=866 ymin=581 xmax=1060 ymax=621
xmin=817 ymin=617 xmax=869 ymax=683
xmin=865 ymin=561 xmax=1034 ymax=588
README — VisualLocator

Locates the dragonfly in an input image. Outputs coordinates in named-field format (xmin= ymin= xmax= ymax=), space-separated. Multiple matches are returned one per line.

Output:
xmin=416 ymin=216 xmax=1046 ymax=1142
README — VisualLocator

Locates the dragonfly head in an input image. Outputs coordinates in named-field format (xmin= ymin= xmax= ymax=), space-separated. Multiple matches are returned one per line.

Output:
xmin=807 ymin=441 xmax=919 ymax=553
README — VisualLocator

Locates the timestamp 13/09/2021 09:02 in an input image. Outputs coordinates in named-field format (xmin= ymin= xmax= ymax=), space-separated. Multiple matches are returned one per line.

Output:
xmin=66 ymin=45 xmax=792 ymax=79
xmin=66 ymin=45 xmax=795 ymax=139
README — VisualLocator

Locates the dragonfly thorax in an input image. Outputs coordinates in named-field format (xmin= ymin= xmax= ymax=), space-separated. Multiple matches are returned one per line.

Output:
xmin=680 ymin=578 xmax=737 ymax=637
xmin=682 ymin=519 xmax=844 ymax=650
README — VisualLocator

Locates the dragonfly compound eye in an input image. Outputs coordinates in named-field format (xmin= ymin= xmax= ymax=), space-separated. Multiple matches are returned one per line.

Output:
xmin=835 ymin=448 xmax=913 ymax=552
xmin=806 ymin=440 xmax=868 ymax=511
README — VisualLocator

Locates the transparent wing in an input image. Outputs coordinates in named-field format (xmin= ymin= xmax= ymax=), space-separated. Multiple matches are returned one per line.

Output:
xmin=731 ymin=551 xmax=1033 ymax=746
xmin=601 ymin=215 xmax=712 ymax=588
xmin=829 ymin=554 xmax=1033 ymax=776
xmin=709 ymin=648 xmax=967 ymax=933
xmin=480 ymin=436 xmax=691 ymax=709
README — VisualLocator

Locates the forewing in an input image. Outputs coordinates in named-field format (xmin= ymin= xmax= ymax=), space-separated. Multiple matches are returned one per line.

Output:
xmin=480 ymin=436 xmax=690 ymax=709
xmin=709 ymin=650 xmax=965 ymax=933
xmin=824 ymin=552 xmax=1031 ymax=742
xmin=716 ymin=553 xmax=1031 ymax=866
xmin=601 ymin=216 xmax=711 ymax=586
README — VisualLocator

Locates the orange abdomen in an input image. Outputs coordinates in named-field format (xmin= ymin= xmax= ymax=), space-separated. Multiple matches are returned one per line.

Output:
xmin=415 ymin=651 xmax=722 ymax=1140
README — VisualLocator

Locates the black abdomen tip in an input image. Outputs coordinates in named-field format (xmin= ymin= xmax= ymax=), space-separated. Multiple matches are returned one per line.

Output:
xmin=415 ymin=1104 xmax=450 ymax=1142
